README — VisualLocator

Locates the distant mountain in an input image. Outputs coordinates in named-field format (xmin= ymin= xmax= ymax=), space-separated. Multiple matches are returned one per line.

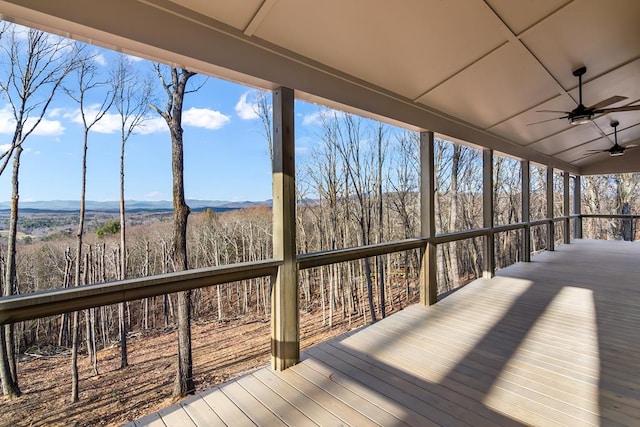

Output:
xmin=0 ymin=199 xmax=271 ymax=213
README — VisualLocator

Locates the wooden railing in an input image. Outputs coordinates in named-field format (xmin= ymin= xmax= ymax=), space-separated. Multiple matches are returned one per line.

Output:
xmin=0 ymin=260 xmax=281 ymax=324
xmin=0 ymin=215 xmax=582 ymax=325
xmin=581 ymin=213 xmax=639 ymax=241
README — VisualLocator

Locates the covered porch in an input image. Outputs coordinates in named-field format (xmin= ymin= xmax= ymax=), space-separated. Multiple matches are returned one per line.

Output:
xmin=0 ymin=1 xmax=639 ymax=425
xmin=128 ymin=239 xmax=639 ymax=426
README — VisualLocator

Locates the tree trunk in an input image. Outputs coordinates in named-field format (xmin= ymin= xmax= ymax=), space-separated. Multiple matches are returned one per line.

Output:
xmin=1 ymin=145 xmax=23 ymax=398
xmin=448 ymin=145 xmax=461 ymax=289
xmin=119 ymin=132 xmax=128 ymax=368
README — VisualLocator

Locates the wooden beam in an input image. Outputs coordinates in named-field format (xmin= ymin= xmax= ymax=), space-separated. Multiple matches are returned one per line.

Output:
xmin=419 ymin=131 xmax=437 ymax=305
xmin=521 ymin=160 xmax=531 ymax=262
xmin=271 ymin=87 xmax=298 ymax=370
xmin=574 ymin=175 xmax=582 ymax=239
xmin=546 ymin=166 xmax=554 ymax=251
xmin=563 ymin=172 xmax=570 ymax=244
xmin=483 ymin=149 xmax=494 ymax=278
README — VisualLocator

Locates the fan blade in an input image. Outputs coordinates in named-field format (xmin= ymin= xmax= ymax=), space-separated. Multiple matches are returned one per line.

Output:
xmin=594 ymin=105 xmax=640 ymax=114
xmin=527 ymin=116 xmax=568 ymax=126
xmin=585 ymin=149 xmax=608 ymax=153
xmin=587 ymin=95 xmax=628 ymax=111
xmin=624 ymin=145 xmax=638 ymax=149
xmin=536 ymin=109 xmax=570 ymax=114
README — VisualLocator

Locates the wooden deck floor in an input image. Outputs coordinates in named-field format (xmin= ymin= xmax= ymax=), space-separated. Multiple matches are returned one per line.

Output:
xmin=127 ymin=239 xmax=640 ymax=426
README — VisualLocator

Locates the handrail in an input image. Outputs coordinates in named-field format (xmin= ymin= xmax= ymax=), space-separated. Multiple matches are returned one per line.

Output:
xmin=582 ymin=214 xmax=640 ymax=219
xmin=0 ymin=259 xmax=282 ymax=324
xmin=493 ymin=222 xmax=527 ymax=233
xmin=529 ymin=218 xmax=553 ymax=226
xmin=429 ymin=228 xmax=489 ymax=245
xmin=297 ymin=238 xmax=426 ymax=270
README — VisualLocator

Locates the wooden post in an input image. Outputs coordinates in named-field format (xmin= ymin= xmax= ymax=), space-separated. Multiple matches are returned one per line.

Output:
xmin=546 ymin=166 xmax=554 ymax=251
xmin=419 ymin=131 xmax=437 ymax=305
xmin=563 ymin=172 xmax=570 ymax=244
xmin=521 ymin=160 xmax=531 ymax=262
xmin=271 ymin=87 xmax=298 ymax=370
xmin=483 ymin=149 xmax=494 ymax=278
xmin=574 ymin=175 xmax=582 ymax=239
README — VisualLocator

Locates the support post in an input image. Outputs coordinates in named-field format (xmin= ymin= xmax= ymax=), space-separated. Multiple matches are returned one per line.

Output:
xmin=521 ymin=160 xmax=531 ymax=262
xmin=563 ymin=172 xmax=570 ymax=244
xmin=574 ymin=175 xmax=582 ymax=239
xmin=546 ymin=166 xmax=554 ymax=251
xmin=419 ymin=131 xmax=437 ymax=305
xmin=271 ymin=87 xmax=298 ymax=370
xmin=483 ymin=149 xmax=494 ymax=278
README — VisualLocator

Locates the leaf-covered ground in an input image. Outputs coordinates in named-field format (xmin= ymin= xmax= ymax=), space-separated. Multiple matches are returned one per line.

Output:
xmin=0 ymin=307 xmax=391 ymax=426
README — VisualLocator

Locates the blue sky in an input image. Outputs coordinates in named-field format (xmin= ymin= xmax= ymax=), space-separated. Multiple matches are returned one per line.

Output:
xmin=0 ymin=35 xmax=323 ymax=203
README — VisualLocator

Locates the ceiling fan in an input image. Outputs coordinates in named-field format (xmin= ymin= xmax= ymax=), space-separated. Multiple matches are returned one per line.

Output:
xmin=585 ymin=120 xmax=637 ymax=157
xmin=531 ymin=66 xmax=640 ymax=125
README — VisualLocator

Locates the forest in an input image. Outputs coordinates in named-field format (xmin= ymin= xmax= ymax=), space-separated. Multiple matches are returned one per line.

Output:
xmin=0 ymin=20 xmax=639 ymax=422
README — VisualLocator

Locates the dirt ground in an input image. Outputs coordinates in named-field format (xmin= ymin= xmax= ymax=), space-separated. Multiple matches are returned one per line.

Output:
xmin=0 ymin=306 xmax=400 ymax=426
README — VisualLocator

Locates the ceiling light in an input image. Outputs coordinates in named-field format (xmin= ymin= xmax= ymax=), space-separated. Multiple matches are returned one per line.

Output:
xmin=609 ymin=150 xmax=624 ymax=157
xmin=570 ymin=114 xmax=591 ymax=125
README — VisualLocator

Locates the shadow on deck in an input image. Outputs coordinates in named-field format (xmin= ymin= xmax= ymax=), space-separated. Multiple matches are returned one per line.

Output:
xmin=128 ymin=239 xmax=640 ymax=426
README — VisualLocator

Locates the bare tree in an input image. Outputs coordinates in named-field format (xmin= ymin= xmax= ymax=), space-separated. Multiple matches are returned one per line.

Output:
xmin=375 ymin=122 xmax=388 ymax=317
xmin=252 ymin=90 xmax=273 ymax=161
xmin=334 ymin=113 xmax=377 ymax=322
xmin=0 ymin=23 xmax=74 ymax=399
xmin=150 ymin=64 xmax=201 ymax=397
xmin=112 ymin=54 xmax=152 ymax=369
xmin=65 ymin=46 xmax=116 ymax=402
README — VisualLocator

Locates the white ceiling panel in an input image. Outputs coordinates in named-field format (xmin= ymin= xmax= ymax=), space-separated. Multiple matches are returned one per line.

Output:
xmin=521 ymin=0 xmax=640 ymax=89
xmin=168 ymin=0 xmax=263 ymax=31
xmin=566 ymin=58 xmax=640 ymax=112
xmin=252 ymin=0 xmax=507 ymax=100
xmin=485 ymin=0 xmax=572 ymax=35
xmin=529 ymin=123 xmax=603 ymax=155
xmin=489 ymin=95 xmax=576 ymax=145
xmin=417 ymin=42 xmax=559 ymax=130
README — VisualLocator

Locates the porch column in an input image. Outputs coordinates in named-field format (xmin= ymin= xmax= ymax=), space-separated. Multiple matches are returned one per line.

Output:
xmin=521 ymin=160 xmax=531 ymax=262
xmin=563 ymin=172 xmax=570 ymax=244
xmin=419 ymin=131 xmax=437 ymax=305
xmin=546 ymin=166 xmax=554 ymax=251
xmin=574 ymin=175 xmax=582 ymax=238
xmin=483 ymin=149 xmax=494 ymax=278
xmin=271 ymin=87 xmax=298 ymax=370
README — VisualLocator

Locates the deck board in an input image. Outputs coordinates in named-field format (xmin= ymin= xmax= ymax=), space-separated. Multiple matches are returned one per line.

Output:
xmin=130 ymin=240 xmax=640 ymax=426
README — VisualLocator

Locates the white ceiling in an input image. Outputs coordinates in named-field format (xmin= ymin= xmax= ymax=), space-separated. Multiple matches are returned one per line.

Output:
xmin=1 ymin=0 xmax=639 ymax=175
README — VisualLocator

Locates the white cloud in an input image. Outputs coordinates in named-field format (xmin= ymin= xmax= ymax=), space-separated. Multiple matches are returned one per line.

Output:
xmin=0 ymin=144 xmax=11 ymax=153
xmin=64 ymin=106 xmax=120 ymax=134
xmin=125 ymin=54 xmax=145 ymax=63
xmin=138 ymin=117 xmax=168 ymax=135
xmin=183 ymin=107 xmax=230 ymax=130
xmin=32 ymin=119 xmax=65 ymax=136
xmin=48 ymin=108 xmax=64 ymax=118
xmin=302 ymin=111 xmax=322 ymax=126
xmin=34 ymin=150 xmax=41 ymax=155
xmin=0 ymin=105 xmax=65 ymax=136
xmin=94 ymin=53 xmax=107 ymax=66
xmin=0 ymin=107 xmax=15 ymax=134
xmin=235 ymin=92 xmax=259 ymax=120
